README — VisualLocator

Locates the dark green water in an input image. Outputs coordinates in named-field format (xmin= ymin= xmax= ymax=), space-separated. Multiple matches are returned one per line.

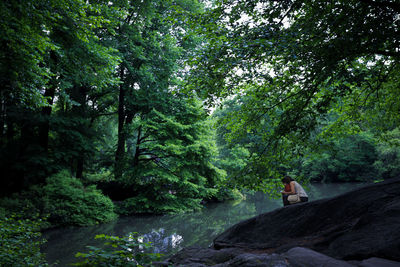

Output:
xmin=41 ymin=183 xmax=365 ymax=266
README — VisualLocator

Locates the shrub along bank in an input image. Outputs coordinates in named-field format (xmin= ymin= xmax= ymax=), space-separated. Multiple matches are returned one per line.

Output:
xmin=1 ymin=170 xmax=242 ymax=227
xmin=1 ymin=170 xmax=117 ymax=227
xmin=0 ymin=169 xmax=241 ymax=266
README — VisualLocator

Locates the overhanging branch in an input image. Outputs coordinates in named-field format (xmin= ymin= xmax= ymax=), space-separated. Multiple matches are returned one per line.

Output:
xmin=359 ymin=0 xmax=400 ymax=13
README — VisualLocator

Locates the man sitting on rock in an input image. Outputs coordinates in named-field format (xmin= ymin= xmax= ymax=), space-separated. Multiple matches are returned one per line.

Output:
xmin=281 ymin=175 xmax=308 ymax=205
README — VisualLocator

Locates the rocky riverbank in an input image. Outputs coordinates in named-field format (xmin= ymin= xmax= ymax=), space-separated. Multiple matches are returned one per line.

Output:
xmin=158 ymin=178 xmax=400 ymax=266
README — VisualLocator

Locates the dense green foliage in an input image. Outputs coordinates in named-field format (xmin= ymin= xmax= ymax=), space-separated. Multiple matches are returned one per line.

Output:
xmin=213 ymin=96 xmax=400 ymax=185
xmin=44 ymin=171 xmax=117 ymax=225
xmin=114 ymin=99 xmax=225 ymax=215
xmin=292 ymin=132 xmax=400 ymax=183
xmin=1 ymin=0 xmax=399 ymax=232
xmin=1 ymin=170 xmax=117 ymax=226
xmin=73 ymin=233 xmax=161 ymax=267
xmin=0 ymin=0 xmax=227 ymax=220
xmin=188 ymin=0 xmax=400 ymax=189
xmin=2 ymin=0 xmax=400 ymax=265
xmin=298 ymin=134 xmax=377 ymax=182
xmin=0 ymin=215 xmax=48 ymax=266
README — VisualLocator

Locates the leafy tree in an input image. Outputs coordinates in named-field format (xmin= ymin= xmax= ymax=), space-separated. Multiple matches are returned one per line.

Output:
xmin=185 ymin=0 xmax=400 ymax=188
xmin=117 ymin=98 xmax=225 ymax=214
xmin=113 ymin=0 xmax=204 ymax=179
xmin=0 ymin=0 xmax=121 ymax=194
xmin=373 ymin=128 xmax=400 ymax=180
xmin=0 ymin=0 xmax=229 ymax=219
xmin=212 ymin=94 xmax=308 ymax=189
xmin=299 ymin=133 xmax=378 ymax=182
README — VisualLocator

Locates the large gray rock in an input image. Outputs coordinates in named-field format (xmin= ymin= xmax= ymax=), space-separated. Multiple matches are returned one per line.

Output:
xmin=166 ymin=246 xmax=365 ymax=266
xmin=166 ymin=247 xmax=291 ymax=266
xmin=167 ymin=247 xmax=244 ymax=266
xmin=213 ymin=178 xmax=400 ymax=261
xmin=214 ymin=253 xmax=290 ymax=267
xmin=356 ymin=257 xmax=400 ymax=267
xmin=284 ymin=247 xmax=354 ymax=267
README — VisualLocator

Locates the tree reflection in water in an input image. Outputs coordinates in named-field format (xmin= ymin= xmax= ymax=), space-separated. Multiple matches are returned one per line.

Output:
xmin=139 ymin=229 xmax=183 ymax=253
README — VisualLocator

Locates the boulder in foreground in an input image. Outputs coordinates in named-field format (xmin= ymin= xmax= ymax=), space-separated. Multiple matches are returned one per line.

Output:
xmin=162 ymin=246 xmax=400 ymax=266
xmin=163 ymin=179 xmax=400 ymax=266
xmin=213 ymin=178 xmax=400 ymax=261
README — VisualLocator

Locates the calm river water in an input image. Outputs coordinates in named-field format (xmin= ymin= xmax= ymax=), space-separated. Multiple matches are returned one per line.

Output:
xmin=41 ymin=183 xmax=366 ymax=266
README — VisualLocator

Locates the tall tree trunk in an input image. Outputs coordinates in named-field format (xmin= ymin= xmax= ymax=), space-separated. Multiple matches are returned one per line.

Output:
xmin=0 ymin=91 xmax=5 ymax=142
xmin=126 ymin=113 xmax=134 ymax=154
xmin=6 ymin=120 xmax=14 ymax=143
xmin=115 ymin=66 xmax=126 ymax=179
xmin=38 ymin=85 xmax=56 ymax=151
xmin=38 ymin=51 xmax=58 ymax=151
xmin=70 ymin=85 xmax=89 ymax=178
xmin=133 ymin=125 xmax=142 ymax=167
xmin=5 ymin=99 xmax=15 ymax=143
xmin=76 ymin=154 xmax=84 ymax=179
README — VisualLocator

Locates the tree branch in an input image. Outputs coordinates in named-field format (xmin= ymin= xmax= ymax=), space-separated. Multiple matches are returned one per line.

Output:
xmin=359 ymin=0 xmax=400 ymax=13
xmin=373 ymin=50 xmax=400 ymax=59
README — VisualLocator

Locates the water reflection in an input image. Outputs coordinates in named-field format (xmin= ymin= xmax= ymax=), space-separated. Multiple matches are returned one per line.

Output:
xmin=42 ymin=183 xmax=365 ymax=266
xmin=140 ymin=229 xmax=183 ymax=253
